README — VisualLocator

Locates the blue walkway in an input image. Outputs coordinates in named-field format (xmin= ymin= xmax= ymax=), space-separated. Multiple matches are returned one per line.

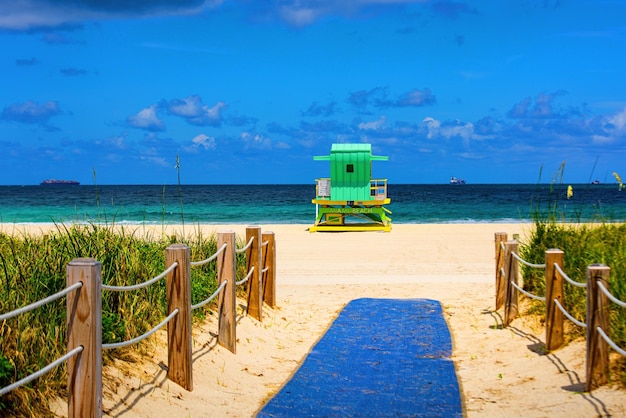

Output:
xmin=258 ymin=298 xmax=463 ymax=417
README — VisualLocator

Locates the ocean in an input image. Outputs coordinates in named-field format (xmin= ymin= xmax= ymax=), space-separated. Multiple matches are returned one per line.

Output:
xmin=0 ymin=184 xmax=624 ymax=225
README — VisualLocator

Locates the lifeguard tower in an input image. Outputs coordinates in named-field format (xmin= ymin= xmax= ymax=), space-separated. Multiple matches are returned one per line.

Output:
xmin=310 ymin=143 xmax=392 ymax=232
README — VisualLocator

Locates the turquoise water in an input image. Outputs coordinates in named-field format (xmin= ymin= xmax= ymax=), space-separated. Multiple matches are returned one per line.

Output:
xmin=0 ymin=184 xmax=625 ymax=224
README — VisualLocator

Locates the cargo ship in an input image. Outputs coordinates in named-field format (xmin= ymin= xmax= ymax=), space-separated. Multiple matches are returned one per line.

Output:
xmin=449 ymin=176 xmax=466 ymax=185
xmin=40 ymin=179 xmax=80 ymax=185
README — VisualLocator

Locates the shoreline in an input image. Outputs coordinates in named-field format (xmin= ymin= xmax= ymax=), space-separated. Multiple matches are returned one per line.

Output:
xmin=1 ymin=222 xmax=532 ymax=285
xmin=3 ymin=222 xmax=625 ymax=416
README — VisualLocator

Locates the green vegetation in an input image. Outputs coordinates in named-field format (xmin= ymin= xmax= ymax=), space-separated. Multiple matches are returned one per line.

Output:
xmin=517 ymin=163 xmax=626 ymax=385
xmin=0 ymin=223 xmax=247 ymax=416
xmin=519 ymin=220 xmax=626 ymax=385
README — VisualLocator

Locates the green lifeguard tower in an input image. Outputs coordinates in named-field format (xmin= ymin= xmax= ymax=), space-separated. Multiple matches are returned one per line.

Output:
xmin=310 ymin=143 xmax=392 ymax=232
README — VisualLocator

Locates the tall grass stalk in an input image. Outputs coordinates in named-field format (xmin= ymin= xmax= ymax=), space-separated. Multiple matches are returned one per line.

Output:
xmin=520 ymin=221 xmax=626 ymax=385
xmin=0 ymin=223 xmax=246 ymax=416
xmin=93 ymin=167 xmax=101 ymax=222
xmin=161 ymin=185 xmax=166 ymax=237
xmin=175 ymin=154 xmax=185 ymax=237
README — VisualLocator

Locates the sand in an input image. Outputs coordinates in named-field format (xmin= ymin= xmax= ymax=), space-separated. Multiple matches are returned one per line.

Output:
xmin=4 ymin=223 xmax=625 ymax=417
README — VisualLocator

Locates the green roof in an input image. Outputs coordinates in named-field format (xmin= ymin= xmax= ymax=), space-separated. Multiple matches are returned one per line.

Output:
xmin=313 ymin=143 xmax=389 ymax=161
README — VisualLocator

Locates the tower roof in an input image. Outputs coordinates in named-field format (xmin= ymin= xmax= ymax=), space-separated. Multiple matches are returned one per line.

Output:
xmin=313 ymin=143 xmax=389 ymax=161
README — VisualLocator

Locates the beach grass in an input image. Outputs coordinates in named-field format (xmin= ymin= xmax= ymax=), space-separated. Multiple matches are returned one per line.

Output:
xmin=516 ymin=165 xmax=626 ymax=385
xmin=0 ymin=223 xmax=247 ymax=416
xmin=520 ymin=220 xmax=626 ymax=384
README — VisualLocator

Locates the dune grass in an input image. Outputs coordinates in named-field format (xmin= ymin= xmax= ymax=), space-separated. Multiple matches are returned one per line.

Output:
xmin=0 ymin=223 xmax=248 ymax=416
xmin=519 ymin=220 xmax=626 ymax=385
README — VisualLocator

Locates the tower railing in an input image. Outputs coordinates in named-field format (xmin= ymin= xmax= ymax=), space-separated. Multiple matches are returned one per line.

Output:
xmin=314 ymin=178 xmax=388 ymax=201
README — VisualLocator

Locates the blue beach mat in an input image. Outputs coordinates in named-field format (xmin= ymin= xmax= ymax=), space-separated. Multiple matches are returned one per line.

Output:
xmin=258 ymin=298 xmax=462 ymax=417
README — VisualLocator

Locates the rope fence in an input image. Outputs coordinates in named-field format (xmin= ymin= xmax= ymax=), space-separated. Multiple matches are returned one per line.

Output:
xmin=0 ymin=346 xmax=84 ymax=397
xmin=102 ymin=309 xmax=180 ymax=350
xmin=0 ymin=279 xmax=83 ymax=397
xmin=0 ymin=281 xmax=83 ymax=321
xmin=236 ymin=266 xmax=254 ymax=286
xmin=190 ymin=242 xmax=227 ymax=266
xmin=509 ymin=280 xmax=546 ymax=302
xmin=101 ymin=262 xmax=178 ymax=292
xmin=191 ymin=281 xmax=228 ymax=311
xmin=495 ymin=232 xmax=626 ymax=392
xmin=554 ymin=299 xmax=587 ymax=328
xmin=0 ymin=226 xmax=277 ymax=417
xmin=555 ymin=262 xmax=587 ymax=288
xmin=236 ymin=236 xmax=254 ymax=253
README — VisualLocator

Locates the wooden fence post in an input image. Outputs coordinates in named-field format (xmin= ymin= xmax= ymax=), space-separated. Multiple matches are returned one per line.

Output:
xmin=262 ymin=231 xmax=276 ymax=308
xmin=246 ymin=226 xmax=263 ymax=321
xmin=165 ymin=244 xmax=193 ymax=391
xmin=495 ymin=232 xmax=508 ymax=310
xmin=217 ymin=231 xmax=237 ymax=353
xmin=545 ymin=249 xmax=564 ymax=351
xmin=67 ymin=258 xmax=103 ymax=418
xmin=503 ymin=240 xmax=519 ymax=326
xmin=586 ymin=264 xmax=610 ymax=391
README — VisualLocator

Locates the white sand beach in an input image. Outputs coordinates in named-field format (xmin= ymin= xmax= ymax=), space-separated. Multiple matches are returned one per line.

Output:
xmin=3 ymin=223 xmax=625 ymax=417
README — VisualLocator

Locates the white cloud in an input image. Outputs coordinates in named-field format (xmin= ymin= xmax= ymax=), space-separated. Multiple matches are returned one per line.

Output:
xmin=139 ymin=155 xmax=169 ymax=167
xmin=591 ymin=106 xmax=626 ymax=145
xmin=608 ymin=107 xmax=626 ymax=131
xmin=276 ymin=0 xmax=428 ymax=26
xmin=191 ymin=133 xmax=216 ymax=150
xmin=358 ymin=116 xmax=386 ymax=131
xmin=441 ymin=121 xmax=474 ymax=141
xmin=1 ymin=100 xmax=62 ymax=124
xmin=0 ymin=1 xmax=88 ymax=30
xmin=274 ymin=141 xmax=291 ymax=150
xmin=168 ymin=95 xmax=204 ymax=117
xmin=199 ymin=101 xmax=226 ymax=122
xmin=105 ymin=133 xmax=128 ymax=149
xmin=421 ymin=116 xmax=474 ymax=142
xmin=241 ymin=131 xmax=272 ymax=149
xmin=421 ymin=117 xmax=441 ymax=139
xmin=127 ymin=105 xmax=165 ymax=131
xmin=279 ymin=6 xmax=321 ymax=27
xmin=165 ymin=96 xmax=227 ymax=126
xmin=0 ymin=0 xmax=221 ymax=30
xmin=592 ymin=134 xmax=613 ymax=145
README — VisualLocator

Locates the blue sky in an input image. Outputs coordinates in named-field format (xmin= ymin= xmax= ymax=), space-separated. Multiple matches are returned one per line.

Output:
xmin=1 ymin=0 xmax=625 ymax=185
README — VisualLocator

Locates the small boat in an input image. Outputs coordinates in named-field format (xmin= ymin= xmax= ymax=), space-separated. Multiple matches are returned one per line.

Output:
xmin=591 ymin=180 xmax=600 ymax=185
xmin=449 ymin=176 xmax=466 ymax=185
xmin=40 ymin=179 xmax=80 ymax=185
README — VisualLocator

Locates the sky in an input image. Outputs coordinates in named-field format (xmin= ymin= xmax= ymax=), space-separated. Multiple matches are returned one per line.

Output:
xmin=1 ymin=0 xmax=626 ymax=185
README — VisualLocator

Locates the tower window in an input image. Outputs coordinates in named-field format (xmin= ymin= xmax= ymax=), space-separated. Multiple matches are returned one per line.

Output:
xmin=346 ymin=164 xmax=354 ymax=173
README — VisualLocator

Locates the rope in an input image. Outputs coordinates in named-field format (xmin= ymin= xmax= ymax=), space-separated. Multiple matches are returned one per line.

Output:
xmin=235 ymin=236 xmax=254 ymax=254
xmin=596 ymin=326 xmax=626 ymax=357
xmin=262 ymin=240 xmax=269 ymax=247
xmin=500 ymin=267 xmax=506 ymax=278
xmin=554 ymin=263 xmax=587 ymax=288
xmin=511 ymin=252 xmax=545 ymax=269
xmin=554 ymin=299 xmax=587 ymax=328
xmin=236 ymin=266 xmax=254 ymax=286
xmin=597 ymin=281 xmax=626 ymax=308
xmin=510 ymin=280 xmax=545 ymax=301
xmin=0 ymin=346 xmax=84 ymax=397
xmin=191 ymin=243 xmax=227 ymax=267
xmin=261 ymin=267 xmax=269 ymax=274
xmin=102 ymin=262 xmax=177 ymax=292
xmin=0 ymin=282 xmax=83 ymax=322
xmin=192 ymin=281 xmax=227 ymax=310
xmin=102 ymin=309 xmax=179 ymax=350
